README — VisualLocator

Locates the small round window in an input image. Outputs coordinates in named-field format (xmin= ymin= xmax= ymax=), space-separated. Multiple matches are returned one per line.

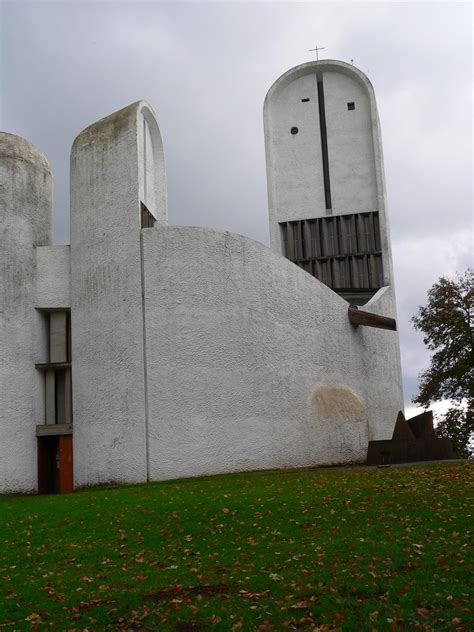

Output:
xmin=290 ymin=126 xmax=299 ymax=135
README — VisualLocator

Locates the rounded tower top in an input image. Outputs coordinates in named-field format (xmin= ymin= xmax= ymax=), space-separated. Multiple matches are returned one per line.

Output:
xmin=0 ymin=132 xmax=51 ymax=172
xmin=264 ymin=59 xmax=376 ymax=107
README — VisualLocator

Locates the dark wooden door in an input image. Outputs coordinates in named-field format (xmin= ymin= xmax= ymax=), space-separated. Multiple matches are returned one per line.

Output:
xmin=58 ymin=435 xmax=74 ymax=493
xmin=38 ymin=435 xmax=73 ymax=494
xmin=37 ymin=436 xmax=59 ymax=494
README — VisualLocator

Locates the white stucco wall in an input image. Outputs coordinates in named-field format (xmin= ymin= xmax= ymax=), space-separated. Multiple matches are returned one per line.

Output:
xmin=35 ymin=246 xmax=71 ymax=309
xmin=137 ymin=108 xmax=168 ymax=224
xmin=323 ymin=70 xmax=377 ymax=214
xmin=263 ymin=72 xmax=325 ymax=229
xmin=0 ymin=133 xmax=52 ymax=493
xmin=70 ymin=101 xmax=167 ymax=488
xmin=142 ymin=226 xmax=403 ymax=482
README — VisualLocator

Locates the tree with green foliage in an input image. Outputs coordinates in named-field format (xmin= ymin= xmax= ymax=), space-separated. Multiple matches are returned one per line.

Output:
xmin=411 ymin=269 xmax=473 ymax=458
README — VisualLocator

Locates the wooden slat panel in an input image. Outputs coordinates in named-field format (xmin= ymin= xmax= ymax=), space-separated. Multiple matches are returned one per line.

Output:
xmin=375 ymin=254 xmax=384 ymax=286
xmin=373 ymin=213 xmax=381 ymax=251
xmin=335 ymin=216 xmax=342 ymax=255
xmin=351 ymin=216 xmax=357 ymax=254
xmin=332 ymin=258 xmax=341 ymax=288
xmin=310 ymin=221 xmax=318 ymax=257
xmin=286 ymin=223 xmax=295 ymax=260
xmin=303 ymin=221 xmax=312 ymax=258
xmin=321 ymin=219 xmax=329 ymax=257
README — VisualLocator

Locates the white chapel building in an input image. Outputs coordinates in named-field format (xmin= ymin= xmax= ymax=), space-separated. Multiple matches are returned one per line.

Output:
xmin=0 ymin=60 xmax=403 ymax=494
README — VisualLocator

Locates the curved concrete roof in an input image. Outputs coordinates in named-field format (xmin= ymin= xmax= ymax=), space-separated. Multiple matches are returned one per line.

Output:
xmin=0 ymin=132 xmax=51 ymax=172
xmin=264 ymin=59 xmax=376 ymax=109
xmin=71 ymin=100 xmax=158 ymax=153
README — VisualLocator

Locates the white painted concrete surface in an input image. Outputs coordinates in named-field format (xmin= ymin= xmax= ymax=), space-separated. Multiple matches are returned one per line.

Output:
xmin=142 ymin=226 xmax=403 ymax=482
xmin=35 ymin=246 xmax=71 ymax=309
xmin=0 ymin=133 xmax=52 ymax=492
xmin=70 ymin=101 xmax=166 ymax=487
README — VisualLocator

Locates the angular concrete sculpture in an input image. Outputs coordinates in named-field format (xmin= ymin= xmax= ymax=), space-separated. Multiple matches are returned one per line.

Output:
xmin=366 ymin=411 xmax=453 ymax=465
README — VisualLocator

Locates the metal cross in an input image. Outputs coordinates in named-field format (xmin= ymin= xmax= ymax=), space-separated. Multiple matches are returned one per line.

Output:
xmin=309 ymin=45 xmax=325 ymax=61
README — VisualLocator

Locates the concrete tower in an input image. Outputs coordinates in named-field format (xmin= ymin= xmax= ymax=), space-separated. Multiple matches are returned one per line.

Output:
xmin=70 ymin=101 xmax=167 ymax=487
xmin=264 ymin=60 xmax=394 ymax=305
xmin=0 ymin=133 xmax=52 ymax=492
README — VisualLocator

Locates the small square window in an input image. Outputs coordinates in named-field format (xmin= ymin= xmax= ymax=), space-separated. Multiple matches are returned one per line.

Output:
xmin=347 ymin=102 xmax=355 ymax=111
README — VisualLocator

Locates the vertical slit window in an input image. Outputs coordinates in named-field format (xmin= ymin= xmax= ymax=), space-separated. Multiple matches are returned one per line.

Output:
xmin=141 ymin=202 xmax=156 ymax=228
xmin=316 ymin=76 xmax=332 ymax=211
xmin=66 ymin=312 xmax=71 ymax=362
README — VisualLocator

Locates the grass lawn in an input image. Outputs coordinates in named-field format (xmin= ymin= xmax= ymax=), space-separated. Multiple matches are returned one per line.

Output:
xmin=1 ymin=462 xmax=472 ymax=631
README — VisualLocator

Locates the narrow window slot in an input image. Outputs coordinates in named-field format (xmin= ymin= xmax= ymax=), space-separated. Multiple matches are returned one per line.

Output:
xmin=140 ymin=201 xmax=156 ymax=228
xmin=301 ymin=98 xmax=310 ymax=102
xmin=317 ymin=76 xmax=332 ymax=211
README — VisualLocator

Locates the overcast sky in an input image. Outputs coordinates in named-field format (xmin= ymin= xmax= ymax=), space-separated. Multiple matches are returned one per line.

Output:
xmin=1 ymin=0 xmax=472 ymax=411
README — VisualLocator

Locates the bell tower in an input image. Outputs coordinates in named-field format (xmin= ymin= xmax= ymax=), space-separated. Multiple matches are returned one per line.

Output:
xmin=264 ymin=60 xmax=394 ymax=306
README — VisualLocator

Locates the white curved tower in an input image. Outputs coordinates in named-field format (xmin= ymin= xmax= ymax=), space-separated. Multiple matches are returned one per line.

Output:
xmin=70 ymin=101 xmax=167 ymax=487
xmin=0 ymin=133 xmax=52 ymax=492
xmin=264 ymin=60 xmax=394 ymax=305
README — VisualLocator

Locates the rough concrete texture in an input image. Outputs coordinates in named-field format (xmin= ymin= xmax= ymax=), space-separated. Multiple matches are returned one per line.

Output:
xmin=264 ymin=60 xmax=394 ymax=287
xmin=0 ymin=133 xmax=52 ymax=492
xmin=142 ymin=226 xmax=403 ymax=481
xmin=70 ymin=101 xmax=167 ymax=487
xmin=35 ymin=246 xmax=71 ymax=309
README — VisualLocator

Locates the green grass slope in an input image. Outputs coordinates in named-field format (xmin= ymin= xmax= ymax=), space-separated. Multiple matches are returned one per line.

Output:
xmin=1 ymin=463 xmax=472 ymax=631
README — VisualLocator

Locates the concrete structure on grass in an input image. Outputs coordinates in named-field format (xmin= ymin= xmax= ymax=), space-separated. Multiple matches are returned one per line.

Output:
xmin=0 ymin=60 xmax=404 ymax=494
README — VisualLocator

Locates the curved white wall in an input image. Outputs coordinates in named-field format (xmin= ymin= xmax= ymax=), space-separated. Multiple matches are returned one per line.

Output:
xmin=0 ymin=133 xmax=52 ymax=492
xmin=142 ymin=226 xmax=403 ymax=482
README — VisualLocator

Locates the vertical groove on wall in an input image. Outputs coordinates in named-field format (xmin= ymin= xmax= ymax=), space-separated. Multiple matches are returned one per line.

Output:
xmin=140 ymin=231 xmax=150 ymax=482
xmin=143 ymin=118 xmax=147 ymax=202
xmin=316 ymin=73 xmax=332 ymax=212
